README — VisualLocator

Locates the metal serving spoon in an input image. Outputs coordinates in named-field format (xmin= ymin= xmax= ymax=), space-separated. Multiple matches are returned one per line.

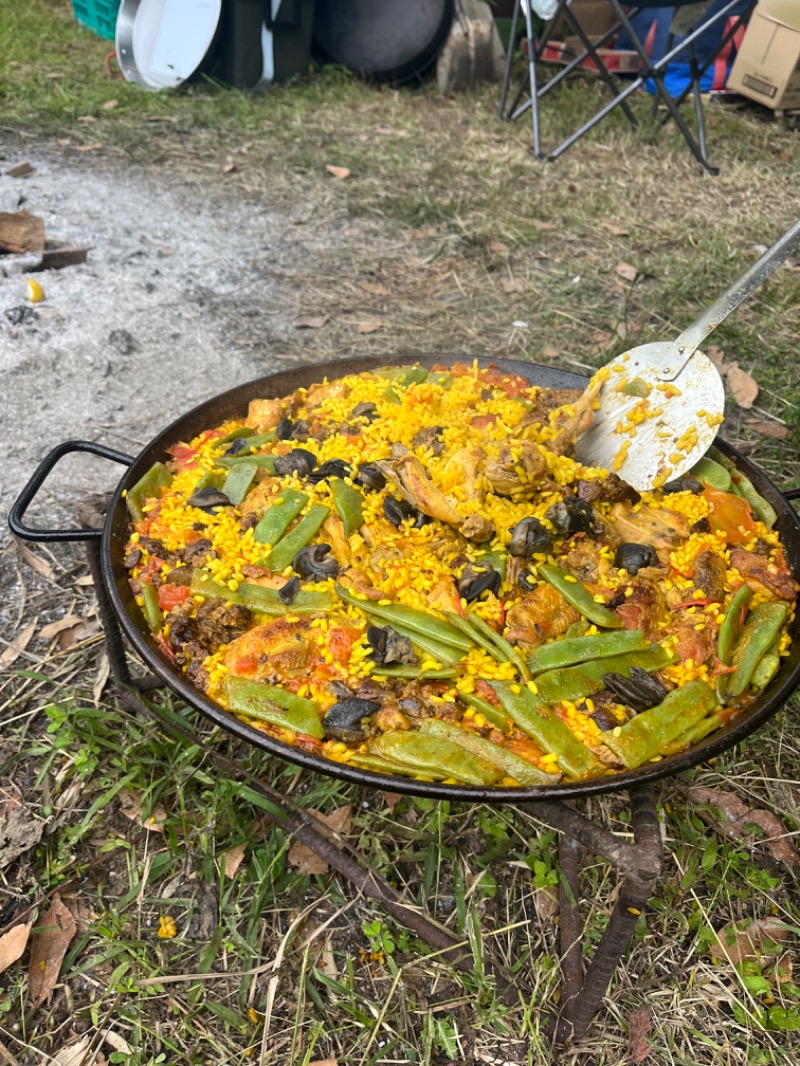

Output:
xmin=574 ymin=220 xmax=800 ymax=492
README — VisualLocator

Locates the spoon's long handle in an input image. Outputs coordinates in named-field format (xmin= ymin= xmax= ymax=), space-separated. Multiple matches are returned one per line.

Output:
xmin=672 ymin=219 xmax=800 ymax=367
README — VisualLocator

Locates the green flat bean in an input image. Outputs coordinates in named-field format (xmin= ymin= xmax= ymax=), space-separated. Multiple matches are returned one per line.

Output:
xmin=489 ymin=681 xmax=604 ymax=780
xmin=190 ymin=569 xmax=333 ymax=614
xmin=602 ymin=680 xmax=717 ymax=768
xmin=348 ymin=752 xmax=435 ymax=778
xmin=213 ymin=427 xmax=254 ymax=448
xmin=225 ymin=676 xmax=323 ymax=739
xmin=443 ymin=612 xmax=529 ymax=679
xmin=708 ymin=447 xmax=777 ymax=529
xmin=265 ymin=504 xmax=330 ymax=571
xmin=751 ymin=638 xmax=780 ymax=691
xmin=691 ymin=457 xmax=731 ymax=491
xmin=254 ymin=488 xmax=309 ymax=547
xmin=538 ymin=564 xmax=623 ymax=628
xmin=456 ymin=691 xmax=512 ymax=733
xmin=329 ymin=479 xmax=364 ymax=538
xmin=717 ymin=584 xmax=753 ymax=666
xmin=219 ymin=454 xmax=277 ymax=472
xmin=533 ymin=643 xmax=675 ymax=704
xmin=661 ymin=713 xmax=723 ymax=757
xmin=528 ymin=630 xmax=648 ymax=676
xmin=369 ymin=732 xmax=503 ymax=786
xmin=419 ymin=719 xmax=560 ymax=786
xmin=371 ymin=665 xmax=460 ymax=680
xmin=126 ymin=462 xmax=173 ymax=521
xmin=335 ymin=585 xmax=473 ymax=651
xmin=381 ymin=619 xmax=464 ymax=665
xmin=222 ymin=461 xmax=258 ymax=506
xmin=139 ymin=582 xmax=162 ymax=631
xmin=725 ymin=602 xmax=788 ymax=699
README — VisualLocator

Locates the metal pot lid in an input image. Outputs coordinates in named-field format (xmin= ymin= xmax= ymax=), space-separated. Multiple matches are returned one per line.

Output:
xmin=116 ymin=0 xmax=222 ymax=91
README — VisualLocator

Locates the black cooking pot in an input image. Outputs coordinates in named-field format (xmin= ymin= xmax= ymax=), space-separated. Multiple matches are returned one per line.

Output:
xmin=10 ymin=355 xmax=800 ymax=803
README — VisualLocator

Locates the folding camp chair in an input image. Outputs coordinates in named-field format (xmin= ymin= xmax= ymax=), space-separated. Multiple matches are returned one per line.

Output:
xmin=498 ymin=0 xmax=756 ymax=174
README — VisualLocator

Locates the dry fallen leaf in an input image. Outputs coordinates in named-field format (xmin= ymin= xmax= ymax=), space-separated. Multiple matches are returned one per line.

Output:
xmin=295 ymin=314 xmax=330 ymax=330
xmin=710 ymin=918 xmax=791 ymax=967
xmin=222 ymin=161 xmax=237 ymax=175
xmin=356 ymin=319 xmax=382 ymax=334
xmin=540 ymin=346 xmax=560 ymax=359
xmin=489 ymin=240 xmax=509 ymax=255
xmin=288 ymin=806 xmax=353 ymax=875
xmin=360 ymin=281 xmax=389 ymax=296
xmin=57 ymin=619 xmax=101 ymax=652
xmin=73 ymin=143 xmax=103 ymax=152
xmin=39 ymin=613 xmax=82 ymax=641
xmin=28 ymin=894 xmax=77 ymax=1007
xmin=745 ymin=420 xmax=789 ymax=440
xmin=531 ymin=220 xmax=557 ymax=232
xmin=18 ymin=544 xmax=56 ymax=581
xmin=533 ymin=885 xmax=559 ymax=922
xmin=500 ymin=278 xmax=526 ymax=294
xmin=8 ymin=162 xmax=35 ymax=179
xmin=221 ymin=840 xmax=248 ymax=879
xmin=380 ymin=791 xmax=402 ymax=813
xmin=1 ymin=620 xmax=37 ymax=668
xmin=325 ymin=165 xmax=350 ymax=180
xmin=688 ymin=786 xmax=800 ymax=868
xmin=102 ymin=1030 xmax=132 ymax=1055
xmin=118 ymin=789 xmax=167 ymax=833
xmin=0 ymin=922 xmax=33 ymax=975
xmin=616 ymin=261 xmax=638 ymax=283
xmin=727 ymin=362 xmax=759 ymax=409
xmin=308 ymin=1060 xmax=338 ymax=1066
xmin=0 ymin=794 xmax=45 ymax=867
xmin=627 ymin=1005 xmax=653 ymax=1064
xmin=602 ymin=221 xmax=631 ymax=236
xmin=52 ymin=1036 xmax=93 ymax=1066
xmin=705 ymin=344 xmax=727 ymax=374
xmin=102 ymin=99 xmax=119 ymax=110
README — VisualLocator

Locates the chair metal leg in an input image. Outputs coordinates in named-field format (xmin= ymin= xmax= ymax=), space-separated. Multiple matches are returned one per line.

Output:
xmin=498 ymin=0 xmax=522 ymax=119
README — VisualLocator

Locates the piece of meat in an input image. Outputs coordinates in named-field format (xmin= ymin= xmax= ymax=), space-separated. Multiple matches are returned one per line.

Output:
xmin=666 ymin=617 xmax=715 ymax=666
xmin=613 ymin=580 xmax=664 ymax=641
xmin=223 ymin=617 xmax=314 ymax=679
xmin=376 ymin=454 xmax=460 ymax=525
xmin=304 ymin=380 xmax=351 ymax=414
xmin=240 ymin=477 xmax=282 ymax=519
xmin=194 ymin=598 xmax=252 ymax=650
xmin=575 ymin=474 xmax=639 ymax=506
xmin=607 ymin=504 xmax=690 ymax=553
xmin=460 ymin=513 xmax=495 ymax=543
xmin=484 ymin=441 xmax=548 ymax=498
xmin=505 ymin=584 xmax=580 ymax=646
xmin=442 ymin=446 xmax=485 ymax=502
xmin=183 ymin=538 xmax=216 ymax=567
xmin=426 ymin=577 xmax=465 ymax=617
xmin=547 ymin=375 xmax=603 ymax=456
xmin=411 ymin=425 xmax=445 ymax=455
xmin=562 ymin=540 xmax=603 ymax=583
xmin=693 ymin=549 xmax=726 ymax=601
xmin=322 ymin=514 xmax=352 ymax=567
xmin=338 ymin=567 xmax=384 ymax=600
xmin=729 ymin=548 xmax=800 ymax=601
xmin=246 ymin=398 xmax=284 ymax=434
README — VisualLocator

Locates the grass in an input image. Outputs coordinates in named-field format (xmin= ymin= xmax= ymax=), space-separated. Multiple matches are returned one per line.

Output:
xmin=2 ymin=2 xmax=800 ymax=1064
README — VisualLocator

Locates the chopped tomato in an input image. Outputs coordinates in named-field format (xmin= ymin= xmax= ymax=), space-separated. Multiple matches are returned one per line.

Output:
xmin=474 ymin=679 xmax=501 ymax=706
xmin=328 ymin=626 xmax=360 ymax=665
xmin=704 ymin=487 xmax=757 ymax=545
xmin=155 ymin=632 xmax=176 ymax=662
xmin=233 ymin=654 xmax=259 ymax=676
xmin=471 ymin=414 xmax=497 ymax=431
xmin=157 ymin=584 xmax=191 ymax=611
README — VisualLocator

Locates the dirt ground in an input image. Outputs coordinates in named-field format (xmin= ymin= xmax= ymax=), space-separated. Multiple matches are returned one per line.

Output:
xmin=0 ymin=147 xmax=393 ymax=526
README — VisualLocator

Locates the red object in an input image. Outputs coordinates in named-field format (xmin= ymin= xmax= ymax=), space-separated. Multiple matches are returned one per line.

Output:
xmin=157 ymin=584 xmax=191 ymax=611
xmin=704 ymin=487 xmax=757 ymax=545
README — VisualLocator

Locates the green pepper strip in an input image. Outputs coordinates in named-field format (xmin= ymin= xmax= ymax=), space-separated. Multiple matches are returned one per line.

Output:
xmin=708 ymin=447 xmax=777 ymax=529
xmin=489 ymin=681 xmax=604 ymax=780
xmin=751 ymin=638 xmax=781 ymax=691
xmin=139 ymin=583 xmax=162 ymax=632
xmin=126 ymin=462 xmax=173 ymax=521
xmin=538 ymin=564 xmax=623 ymax=629
xmin=225 ymin=676 xmax=323 ymax=739
xmin=533 ymin=644 xmax=675 ymax=705
xmin=222 ymin=461 xmax=259 ymax=506
xmin=329 ymin=479 xmax=364 ymax=538
xmin=419 ymin=719 xmax=560 ymax=786
xmin=253 ymin=488 xmax=309 ymax=546
xmin=717 ymin=584 xmax=753 ymax=665
xmin=190 ymin=570 xmax=333 ymax=615
xmin=371 ymin=665 xmax=460 ymax=680
xmin=443 ymin=612 xmax=530 ymax=680
xmin=528 ymin=629 xmax=648 ymax=676
xmin=691 ymin=456 xmax=731 ymax=491
xmin=334 ymin=585 xmax=473 ymax=651
xmin=369 ymin=732 xmax=503 ymax=786
xmin=265 ymin=504 xmax=331 ymax=571
xmin=457 ymin=691 xmax=512 ymax=734
xmin=725 ymin=602 xmax=788 ymax=699
xmin=602 ymin=680 xmax=718 ymax=769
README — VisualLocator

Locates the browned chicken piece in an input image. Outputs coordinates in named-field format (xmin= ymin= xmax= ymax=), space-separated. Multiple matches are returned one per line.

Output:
xmin=665 ymin=617 xmax=716 ymax=666
xmin=518 ymin=388 xmax=584 ymax=429
xmin=426 ymin=577 xmax=465 ymax=617
xmin=460 ymin=513 xmax=495 ymax=544
xmin=576 ymin=474 xmax=640 ymax=506
xmin=484 ymin=440 xmax=548 ymax=498
xmin=223 ymin=617 xmax=314 ymax=680
xmin=693 ymin=549 xmax=726 ymax=601
xmin=607 ymin=504 xmax=690 ymax=553
xmin=374 ymin=704 xmax=410 ymax=733
xmin=246 ymin=397 xmax=284 ymax=434
xmin=376 ymin=454 xmax=461 ymax=525
xmin=729 ymin=548 xmax=800 ymax=601
xmin=505 ymin=584 xmax=580 ymax=647
xmin=322 ymin=514 xmax=352 ymax=568
xmin=562 ymin=540 xmax=604 ymax=583
xmin=411 ymin=425 xmax=445 ymax=455
xmin=442 ymin=446 xmax=485 ymax=502
xmin=547 ymin=375 xmax=603 ymax=456
xmin=304 ymin=380 xmax=351 ymax=414
xmin=614 ymin=579 xmax=664 ymax=641
xmin=240 ymin=477 xmax=282 ymax=519
xmin=337 ymin=566 xmax=384 ymax=600
xmin=425 ymin=530 xmax=469 ymax=562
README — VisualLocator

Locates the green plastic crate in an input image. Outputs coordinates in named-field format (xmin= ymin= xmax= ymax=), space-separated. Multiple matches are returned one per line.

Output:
xmin=72 ymin=0 xmax=120 ymax=40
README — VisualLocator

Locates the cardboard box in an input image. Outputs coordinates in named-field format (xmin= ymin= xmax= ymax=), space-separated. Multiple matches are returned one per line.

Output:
xmin=727 ymin=1 xmax=800 ymax=110
xmin=541 ymin=37 xmax=640 ymax=75
xmin=553 ymin=0 xmax=618 ymax=42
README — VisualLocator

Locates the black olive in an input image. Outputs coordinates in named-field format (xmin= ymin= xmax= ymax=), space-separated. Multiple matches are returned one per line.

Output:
xmin=273 ymin=448 xmax=317 ymax=478
xmin=508 ymin=516 xmax=554 ymax=558
xmin=224 ymin=436 xmax=251 ymax=456
xmin=590 ymin=707 xmax=619 ymax=732
xmin=367 ymin=624 xmax=418 ymax=666
xmin=123 ymin=548 xmax=142 ymax=570
xmin=308 ymin=459 xmax=351 ymax=484
xmin=323 ymin=698 xmax=382 ymax=743
xmin=691 ymin=517 xmax=711 ymax=534
xmin=276 ymin=416 xmax=295 ymax=440
xmin=662 ymin=476 xmax=703 ymax=495
xmin=187 ymin=486 xmax=232 ymax=511
xmin=458 ymin=562 xmax=501 ymax=603
xmin=383 ymin=496 xmax=418 ymax=526
xmin=278 ymin=575 xmax=300 ymax=604
xmin=603 ymin=667 xmax=667 ymax=712
xmin=356 ymin=462 xmax=387 ymax=491
xmin=561 ymin=495 xmax=602 ymax=536
xmin=351 ymin=402 xmax=379 ymax=422
xmin=292 ymin=544 xmax=340 ymax=582
xmin=614 ymin=542 xmax=658 ymax=575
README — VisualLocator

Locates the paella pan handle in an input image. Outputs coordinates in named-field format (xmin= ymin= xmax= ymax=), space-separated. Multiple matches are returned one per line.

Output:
xmin=782 ymin=488 xmax=800 ymax=502
xmin=8 ymin=440 xmax=134 ymax=543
